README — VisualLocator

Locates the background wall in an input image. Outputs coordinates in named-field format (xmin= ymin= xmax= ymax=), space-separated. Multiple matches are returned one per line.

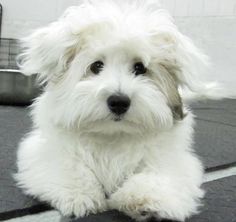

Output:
xmin=1 ymin=0 xmax=236 ymax=90
xmin=1 ymin=0 xmax=236 ymax=38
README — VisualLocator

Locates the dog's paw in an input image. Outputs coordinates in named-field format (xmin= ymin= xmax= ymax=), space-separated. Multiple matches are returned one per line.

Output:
xmin=54 ymin=194 xmax=107 ymax=218
xmin=108 ymin=189 xmax=199 ymax=222
xmin=135 ymin=209 xmax=161 ymax=221
xmin=108 ymin=195 xmax=162 ymax=221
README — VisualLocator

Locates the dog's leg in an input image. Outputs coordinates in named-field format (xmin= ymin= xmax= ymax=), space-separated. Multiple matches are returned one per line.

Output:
xmin=16 ymin=132 xmax=107 ymax=218
xmin=108 ymin=151 xmax=204 ymax=221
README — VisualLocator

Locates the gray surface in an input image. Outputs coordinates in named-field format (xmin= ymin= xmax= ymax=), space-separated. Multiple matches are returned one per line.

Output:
xmin=61 ymin=211 xmax=135 ymax=222
xmin=0 ymin=99 xmax=236 ymax=219
xmin=192 ymin=99 xmax=236 ymax=168
xmin=188 ymin=176 xmax=236 ymax=222
xmin=0 ymin=106 xmax=39 ymax=213
xmin=0 ymin=70 xmax=39 ymax=106
xmin=4 ymin=211 xmax=60 ymax=222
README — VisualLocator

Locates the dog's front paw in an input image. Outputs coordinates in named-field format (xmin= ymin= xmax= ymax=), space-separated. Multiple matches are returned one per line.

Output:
xmin=108 ymin=195 xmax=162 ymax=221
xmin=54 ymin=193 xmax=107 ymax=218
xmin=108 ymin=186 xmax=202 ymax=222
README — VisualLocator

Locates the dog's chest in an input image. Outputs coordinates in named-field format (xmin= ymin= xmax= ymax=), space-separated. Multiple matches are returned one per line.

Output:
xmin=80 ymin=141 xmax=145 ymax=194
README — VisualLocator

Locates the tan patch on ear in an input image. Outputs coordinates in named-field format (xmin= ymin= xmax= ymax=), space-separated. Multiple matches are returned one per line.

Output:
xmin=168 ymin=89 xmax=185 ymax=120
xmin=63 ymin=46 xmax=78 ymax=70
xmin=171 ymin=102 xmax=186 ymax=120
xmin=159 ymin=62 xmax=187 ymax=120
xmin=150 ymin=63 xmax=185 ymax=120
xmin=159 ymin=61 xmax=181 ymax=82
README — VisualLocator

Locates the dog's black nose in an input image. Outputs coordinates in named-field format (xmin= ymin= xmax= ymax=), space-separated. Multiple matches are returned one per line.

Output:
xmin=107 ymin=94 xmax=131 ymax=115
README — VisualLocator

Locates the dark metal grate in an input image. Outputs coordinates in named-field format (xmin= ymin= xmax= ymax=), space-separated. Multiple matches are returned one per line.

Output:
xmin=0 ymin=4 xmax=20 ymax=70
xmin=0 ymin=38 xmax=20 ymax=70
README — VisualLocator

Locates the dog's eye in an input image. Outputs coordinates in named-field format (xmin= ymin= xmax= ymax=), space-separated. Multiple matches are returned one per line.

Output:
xmin=90 ymin=61 xmax=104 ymax=74
xmin=133 ymin=62 xmax=147 ymax=76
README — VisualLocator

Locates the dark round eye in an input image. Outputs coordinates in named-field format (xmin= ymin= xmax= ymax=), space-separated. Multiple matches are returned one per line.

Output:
xmin=90 ymin=61 xmax=104 ymax=74
xmin=133 ymin=62 xmax=147 ymax=76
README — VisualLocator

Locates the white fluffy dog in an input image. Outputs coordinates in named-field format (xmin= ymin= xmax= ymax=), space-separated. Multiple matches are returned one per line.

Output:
xmin=16 ymin=0 xmax=214 ymax=221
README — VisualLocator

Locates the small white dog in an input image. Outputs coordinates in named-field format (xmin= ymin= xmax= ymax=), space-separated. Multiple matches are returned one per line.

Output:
xmin=16 ymin=0 xmax=216 ymax=221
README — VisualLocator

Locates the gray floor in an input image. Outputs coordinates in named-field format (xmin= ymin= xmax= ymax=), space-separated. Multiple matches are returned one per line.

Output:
xmin=192 ymin=100 xmax=236 ymax=168
xmin=188 ymin=176 xmax=236 ymax=222
xmin=4 ymin=211 xmax=60 ymax=222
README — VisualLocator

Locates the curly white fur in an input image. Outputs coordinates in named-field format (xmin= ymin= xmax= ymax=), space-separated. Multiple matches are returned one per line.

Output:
xmin=16 ymin=1 xmax=213 ymax=221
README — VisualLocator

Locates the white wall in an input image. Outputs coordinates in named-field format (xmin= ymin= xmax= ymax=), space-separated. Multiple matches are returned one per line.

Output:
xmin=1 ymin=0 xmax=236 ymax=90
xmin=1 ymin=0 xmax=236 ymax=38
xmin=1 ymin=0 xmax=81 ymax=38
xmin=161 ymin=0 xmax=236 ymax=17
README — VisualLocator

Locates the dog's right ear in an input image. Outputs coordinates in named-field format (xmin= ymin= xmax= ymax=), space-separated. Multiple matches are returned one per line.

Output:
xmin=18 ymin=20 xmax=79 ymax=84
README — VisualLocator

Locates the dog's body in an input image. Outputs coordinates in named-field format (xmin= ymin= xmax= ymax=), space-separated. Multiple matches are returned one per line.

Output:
xmin=16 ymin=1 xmax=212 ymax=221
xmin=17 ymin=108 xmax=203 ymax=221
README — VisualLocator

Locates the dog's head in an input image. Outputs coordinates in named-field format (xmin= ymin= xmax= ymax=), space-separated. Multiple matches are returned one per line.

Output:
xmin=20 ymin=0 xmax=208 ymax=135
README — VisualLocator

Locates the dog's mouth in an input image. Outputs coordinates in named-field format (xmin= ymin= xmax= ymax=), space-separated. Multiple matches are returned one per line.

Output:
xmin=112 ymin=115 xmax=124 ymax=122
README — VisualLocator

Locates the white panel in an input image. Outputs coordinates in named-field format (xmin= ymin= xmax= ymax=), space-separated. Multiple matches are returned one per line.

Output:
xmin=1 ymin=0 xmax=58 ymax=22
xmin=188 ymin=0 xmax=204 ymax=16
xmin=0 ymin=0 xmax=80 ymax=38
xmin=56 ymin=0 xmax=82 ymax=17
xmin=161 ymin=0 xmax=176 ymax=14
xmin=174 ymin=0 xmax=189 ymax=16
xmin=1 ymin=0 xmax=236 ymax=38
xmin=1 ymin=20 xmax=49 ymax=38
xmin=218 ymin=0 xmax=236 ymax=16
xmin=176 ymin=17 xmax=236 ymax=90
xmin=203 ymin=0 xmax=220 ymax=16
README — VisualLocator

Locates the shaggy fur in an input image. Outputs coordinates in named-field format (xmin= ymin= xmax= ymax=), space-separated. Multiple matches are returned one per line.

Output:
xmin=16 ymin=0 xmax=219 ymax=221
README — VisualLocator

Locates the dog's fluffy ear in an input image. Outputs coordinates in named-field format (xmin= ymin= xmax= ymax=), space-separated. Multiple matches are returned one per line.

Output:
xmin=173 ymin=33 xmax=210 ymax=94
xmin=152 ymin=24 xmax=210 ymax=97
xmin=151 ymin=24 xmax=210 ymax=118
xmin=18 ymin=20 xmax=79 ymax=84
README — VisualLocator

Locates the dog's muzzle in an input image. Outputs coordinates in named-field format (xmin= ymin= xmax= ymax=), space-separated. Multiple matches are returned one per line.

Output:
xmin=107 ymin=94 xmax=131 ymax=116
